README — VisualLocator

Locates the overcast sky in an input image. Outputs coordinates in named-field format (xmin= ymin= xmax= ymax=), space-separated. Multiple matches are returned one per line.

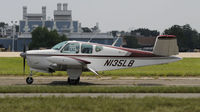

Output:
xmin=0 ymin=0 xmax=199 ymax=33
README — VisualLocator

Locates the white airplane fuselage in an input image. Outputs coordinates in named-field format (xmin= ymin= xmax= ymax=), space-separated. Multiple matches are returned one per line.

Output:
xmin=26 ymin=41 xmax=181 ymax=73
xmin=21 ymin=35 xmax=181 ymax=84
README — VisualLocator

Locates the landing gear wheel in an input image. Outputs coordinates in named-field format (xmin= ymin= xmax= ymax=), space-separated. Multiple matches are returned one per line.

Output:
xmin=26 ymin=77 xmax=34 ymax=85
xmin=68 ymin=77 xmax=80 ymax=85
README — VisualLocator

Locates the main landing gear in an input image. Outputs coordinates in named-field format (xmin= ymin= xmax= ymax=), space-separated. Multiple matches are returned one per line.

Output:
xmin=67 ymin=68 xmax=82 ymax=85
xmin=68 ymin=77 xmax=80 ymax=85
xmin=26 ymin=71 xmax=34 ymax=85
xmin=25 ymin=70 xmax=81 ymax=85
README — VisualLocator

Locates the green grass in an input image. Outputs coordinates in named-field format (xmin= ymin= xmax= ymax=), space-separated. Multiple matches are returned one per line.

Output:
xmin=0 ymin=86 xmax=200 ymax=93
xmin=0 ymin=96 xmax=200 ymax=112
xmin=0 ymin=57 xmax=200 ymax=76
xmin=0 ymin=57 xmax=26 ymax=76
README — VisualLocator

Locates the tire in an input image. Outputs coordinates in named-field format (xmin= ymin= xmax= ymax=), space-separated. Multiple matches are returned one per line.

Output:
xmin=68 ymin=77 xmax=80 ymax=85
xmin=26 ymin=77 xmax=34 ymax=85
xmin=76 ymin=77 xmax=80 ymax=84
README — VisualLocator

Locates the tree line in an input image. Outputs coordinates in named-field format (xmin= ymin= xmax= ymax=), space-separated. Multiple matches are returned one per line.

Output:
xmin=29 ymin=27 xmax=67 ymax=50
xmin=164 ymin=24 xmax=200 ymax=51
xmin=28 ymin=24 xmax=200 ymax=51
xmin=123 ymin=24 xmax=200 ymax=52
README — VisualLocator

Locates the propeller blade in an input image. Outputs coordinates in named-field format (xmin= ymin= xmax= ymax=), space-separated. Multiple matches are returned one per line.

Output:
xmin=23 ymin=57 xmax=26 ymax=74
xmin=23 ymin=44 xmax=26 ymax=53
xmin=23 ymin=44 xmax=26 ymax=74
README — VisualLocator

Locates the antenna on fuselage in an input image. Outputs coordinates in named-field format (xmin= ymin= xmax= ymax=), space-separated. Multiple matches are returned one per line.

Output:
xmin=88 ymin=32 xmax=97 ymax=43
xmin=112 ymin=32 xmax=121 ymax=46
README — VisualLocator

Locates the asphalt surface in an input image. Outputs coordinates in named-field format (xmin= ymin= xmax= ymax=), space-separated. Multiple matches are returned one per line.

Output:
xmin=1 ymin=76 xmax=200 ymax=98
xmin=1 ymin=93 xmax=200 ymax=98
xmin=1 ymin=76 xmax=200 ymax=86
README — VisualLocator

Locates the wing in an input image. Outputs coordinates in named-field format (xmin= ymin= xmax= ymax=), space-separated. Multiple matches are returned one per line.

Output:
xmin=47 ymin=56 xmax=99 ymax=76
xmin=47 ymin=56 xmax=90 ymax=66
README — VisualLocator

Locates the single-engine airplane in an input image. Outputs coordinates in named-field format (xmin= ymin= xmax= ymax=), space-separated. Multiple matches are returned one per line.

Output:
xmin=20 ymin=35 xmax=181 ymax=84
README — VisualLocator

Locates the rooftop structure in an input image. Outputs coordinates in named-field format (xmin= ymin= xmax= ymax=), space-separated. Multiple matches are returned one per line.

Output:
xmin=54 ymin=3 xmax=72 ymax=21
xmin=23 ymin=6 xmax=46 ymax=21
xmin=19 ymin=3 xmax=79 ymax=34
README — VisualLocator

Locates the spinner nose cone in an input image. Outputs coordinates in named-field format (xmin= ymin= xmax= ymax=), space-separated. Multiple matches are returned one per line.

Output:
xmin=20 ymin=52 xmax=26 ymax=58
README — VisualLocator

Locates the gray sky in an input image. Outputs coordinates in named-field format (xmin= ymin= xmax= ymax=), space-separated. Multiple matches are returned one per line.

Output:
xmin=0 ymin=0 xmax=200 ymax=33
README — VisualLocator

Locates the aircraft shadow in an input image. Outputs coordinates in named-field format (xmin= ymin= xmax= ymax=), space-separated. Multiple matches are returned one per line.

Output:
xmin=136 ymin=83 xmax=164 ymax=86
xmin=46 ymin=81 xmax=164 ymax=86
xmin=47 ymin=81 xmax=99 ymax=86
xmin=15 ymin=81 xmax=164 ymax=86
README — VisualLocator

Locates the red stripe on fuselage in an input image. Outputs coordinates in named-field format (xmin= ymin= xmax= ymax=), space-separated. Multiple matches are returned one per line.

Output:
xmin=107 ymin=46 xmax=158 ymax=57
xmin=70 ymin=57 xmax=91 ymax=64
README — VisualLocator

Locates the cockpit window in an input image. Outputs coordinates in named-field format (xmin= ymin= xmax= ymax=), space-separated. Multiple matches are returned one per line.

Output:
xmin=61 ymin=43 xmax=80 ymax=54
xmin=52 ymin=41 xmax=67 ymax=50
xmin=81 ymin=44 xmax=93 ymax=54
xmin=95 ymin=46 xmax=103 ymax=52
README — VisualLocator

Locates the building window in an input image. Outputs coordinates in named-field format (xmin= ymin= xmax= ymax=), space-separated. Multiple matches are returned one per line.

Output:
xmin=81 ymin=44 xmax=93 ymax=54
xmin=61 ymin=42 xmax=80 ymax=54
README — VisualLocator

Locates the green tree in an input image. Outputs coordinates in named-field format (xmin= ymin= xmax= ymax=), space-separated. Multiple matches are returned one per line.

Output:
xmin=164 ymin=24 xmax=200 ymax=51
xmin=131 ymin=28 xmax=160 ymax=37
xmin=29 ymin=27 xmax=68 ymax=50
xmin=124 ymin=35 xmax=140 ymax=48
xmin=0 ymin=22 xmax=8 ymax=27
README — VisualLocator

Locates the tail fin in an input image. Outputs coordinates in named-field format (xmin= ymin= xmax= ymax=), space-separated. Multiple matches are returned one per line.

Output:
xmin=153 ymin=35 xmax=179 ymax=56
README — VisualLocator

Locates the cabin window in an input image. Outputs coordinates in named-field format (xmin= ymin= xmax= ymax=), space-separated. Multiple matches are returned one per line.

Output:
xmin=95 ymin=46 xmax=103 ymax=52
xmin=81 ymin=44 xmax=93 ymax=54
xmin=61 ymin=43 xmax=80 ymax=54
xmin=52 ymin=41 xmax=67 ymax=50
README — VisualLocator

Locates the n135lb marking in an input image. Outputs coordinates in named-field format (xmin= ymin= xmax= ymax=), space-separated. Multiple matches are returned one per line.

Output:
xmin=104 ymin=60 xmax=135 ymax=67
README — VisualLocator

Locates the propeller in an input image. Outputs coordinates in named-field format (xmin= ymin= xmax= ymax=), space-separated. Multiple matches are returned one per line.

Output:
xmin=20 ymin=44 xmax=26 ymax=74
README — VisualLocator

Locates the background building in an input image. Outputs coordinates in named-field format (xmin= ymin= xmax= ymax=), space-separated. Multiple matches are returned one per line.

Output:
xmin=19 ymin=3 xmax=79 ymax=34
xmin=0 ymin=3 xmax=122 ymax=51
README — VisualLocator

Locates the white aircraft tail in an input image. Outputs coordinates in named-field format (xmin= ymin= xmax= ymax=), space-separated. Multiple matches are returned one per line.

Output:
xmin=153 ymin=35 xmax=179 ymax=56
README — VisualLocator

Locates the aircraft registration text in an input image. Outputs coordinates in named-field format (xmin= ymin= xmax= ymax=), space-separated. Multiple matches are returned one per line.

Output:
xmin=104 ymin=59 xmax=135 ymax=67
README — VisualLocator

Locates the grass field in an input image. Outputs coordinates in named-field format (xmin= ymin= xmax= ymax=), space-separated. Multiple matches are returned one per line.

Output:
xmin=0 ymin=96 xmax=200 ymax=112
xmin=0 ymin=86 xmax=200 ymax=93
xmin=0 ymin=57 xmax=200 ymax=76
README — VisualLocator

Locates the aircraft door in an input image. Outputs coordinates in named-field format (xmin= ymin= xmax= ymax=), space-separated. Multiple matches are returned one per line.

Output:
xmin=81 ymin=44 xmax=93 ymax=54
xmin=61 ymin=42 xmax=80 ymax=54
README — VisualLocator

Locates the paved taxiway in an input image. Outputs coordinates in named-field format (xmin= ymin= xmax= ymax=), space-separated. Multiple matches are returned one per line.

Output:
xmin=1 ymin=76 xmax=200 ymax=98
xmin=1 ymin=93 xmax=200 ymax=98
xmin=0 ymin=76 xmax=200 ymax=86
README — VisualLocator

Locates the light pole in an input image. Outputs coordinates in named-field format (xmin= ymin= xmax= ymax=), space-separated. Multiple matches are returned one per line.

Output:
xmin=11 ymin=21 xmax=17 ymax=52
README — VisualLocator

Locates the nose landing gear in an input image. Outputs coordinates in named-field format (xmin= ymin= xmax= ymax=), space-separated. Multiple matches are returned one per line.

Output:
xmin=26 ymin=77 xmax=34 ymax=84
xmin=26 ymin=71 xmax=34 ymax=85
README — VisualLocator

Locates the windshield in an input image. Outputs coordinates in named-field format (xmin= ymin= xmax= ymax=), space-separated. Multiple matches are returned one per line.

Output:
xmin=52 ymin=41 xmax=67 ymax=50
